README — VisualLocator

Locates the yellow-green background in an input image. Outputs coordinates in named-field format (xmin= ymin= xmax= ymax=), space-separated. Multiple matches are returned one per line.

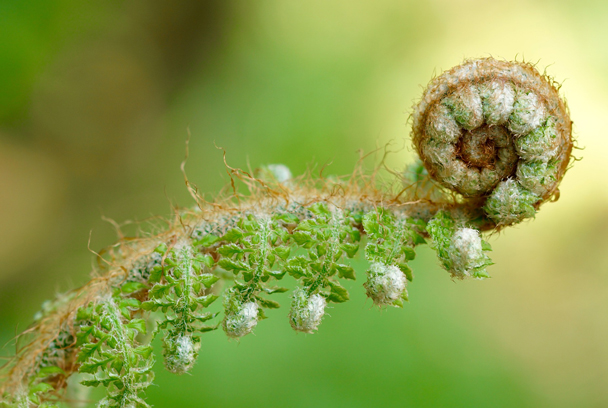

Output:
xmin=1 ymin=1 xmax=607 ymax=407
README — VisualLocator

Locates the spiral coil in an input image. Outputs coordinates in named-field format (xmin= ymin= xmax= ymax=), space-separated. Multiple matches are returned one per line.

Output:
xmin=412 ymin=58 xmax=573 ymax=225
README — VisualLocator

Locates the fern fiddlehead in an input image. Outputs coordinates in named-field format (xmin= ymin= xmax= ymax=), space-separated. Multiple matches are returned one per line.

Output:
xmin=0 ymin=58 xmax=574 ymax=407
xmin=412 ymin=58 xmax=572 ymax=226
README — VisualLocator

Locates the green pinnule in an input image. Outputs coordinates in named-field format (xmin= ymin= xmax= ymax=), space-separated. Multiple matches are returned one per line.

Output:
xmin=142 ymin=242 xmax=219 ymax=374
xmin=362 ymin=208 xmax=426 ymax=307
xmin=216 ymin=214 xmax=292 ymax=337
xmin=286 ymin=203 xmax=361 ymax=332
xmin=75 ymin=294 xmax=153 ymax=408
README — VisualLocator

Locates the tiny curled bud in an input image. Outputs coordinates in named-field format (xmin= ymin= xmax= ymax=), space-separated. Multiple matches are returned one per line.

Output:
xmin=163 ymin=334 xmax=200 ymax=374
xmin=289 ymin=287 xmax=327 ymax=333
xmin=426 ymin=211 xmax=493 ymax=279
xmin=483 ymin=179 xmax=538 ymax=225
xmin=364 ymin=262 xmax=407 ymax=307
xmin=449 ymin=228 xmax=488 ymax=278
xmin=222 ymin=289 xmax=259 ymax=338
xmin=412 ymin=58 xmax=573 ymax=227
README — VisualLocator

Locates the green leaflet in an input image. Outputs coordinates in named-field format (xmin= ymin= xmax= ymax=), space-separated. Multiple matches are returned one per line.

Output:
xmin=362 ymin=208 xmax=425 ymax=307
xmin=426 ymin=211 xmax=493 ymax=279
xmin=363 ymin=207 xmax=425 ymax=269
xmin=216 ymin=214 xmax=291 ymax=337
xmin=0 ymin=366 xmax=66 ymax=407
xmin=76 ymin=297 xmax=153 ymax=408
xmin=142 ymin=243 xmax=219 ymax=374
xmin=286 ymin=203 xmax=362 ymax=305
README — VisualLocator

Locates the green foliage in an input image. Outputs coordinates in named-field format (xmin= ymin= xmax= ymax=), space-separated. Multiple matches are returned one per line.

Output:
xmin=362 ymin=208 xmax=426 ymax=306
xmin=76 ymin=296 xmax=153 ymax=408
xmin=216 ymin=214 xmax=292 ymax=337
xmin=0 ymin=366 xmax=65 ymax=407
xmin=5 ymin=203 xmax=501 ymax=406
xmin=363 ymin=208 xmax=425 ymax=276
xmin=426 ymin=211 xmax=456 ymax=272
xmin=142 ymin=243 xmax=218 ymax=374
xmin=286 ymin=203 xmax=362 ymax=304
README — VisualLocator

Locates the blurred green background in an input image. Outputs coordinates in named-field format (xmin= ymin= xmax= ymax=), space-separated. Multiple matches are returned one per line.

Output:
xmin=1 ymin=0 xmax=608 ymax=407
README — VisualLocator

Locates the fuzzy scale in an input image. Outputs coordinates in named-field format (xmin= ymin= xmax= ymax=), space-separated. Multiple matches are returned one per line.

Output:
xmin=223 ymin=290 xmax=260 ymax=338
xmin=289 ymin=287 xmax=327 ymax=333
xmin=449 ymin=228 xmax=486 ymax=277
xmin=364 ymin=263 xmax=408 ymax=306
xmin=163 ymin=335 xmax=200 ymax=375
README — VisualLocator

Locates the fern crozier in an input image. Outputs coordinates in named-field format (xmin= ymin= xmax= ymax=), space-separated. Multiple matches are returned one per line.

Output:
xmin=0 ymin=57 xmax=575 ymax=408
